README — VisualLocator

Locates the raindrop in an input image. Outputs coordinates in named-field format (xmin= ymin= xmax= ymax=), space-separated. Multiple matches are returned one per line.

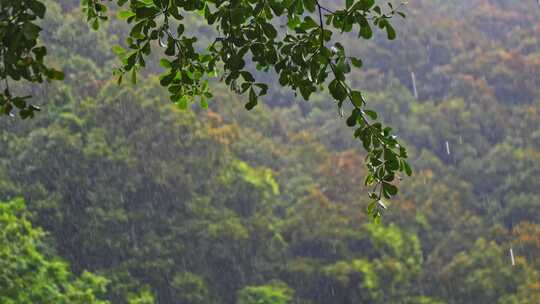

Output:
xmin=445 ymin=141 xmax=451 ymax=155
xmin=510 ymin=248 xmax=516 ymax=266
xmin=159 ymin=35 xmax=168 ymax=48
xmin=411 ymin=71 xmax=418 ymax=100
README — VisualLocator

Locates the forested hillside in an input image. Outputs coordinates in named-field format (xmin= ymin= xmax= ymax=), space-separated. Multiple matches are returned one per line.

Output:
xmin=1 ymin=0 xmax=539 ymax=303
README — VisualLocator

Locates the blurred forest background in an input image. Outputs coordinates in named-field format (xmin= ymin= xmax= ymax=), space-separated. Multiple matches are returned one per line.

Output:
xmin=1 ymin=0 xmax=540 ymax=303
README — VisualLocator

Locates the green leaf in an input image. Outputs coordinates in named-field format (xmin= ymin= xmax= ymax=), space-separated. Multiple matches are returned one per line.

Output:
xmin=22 ymin=23 xmax=41 ymax=40
xmin=159 ymin=59 xmax=172 ymax=69
xmin=94 ymin=3 xmax=108 ymax=13
xmin=364 ymin=110 xmax=377 ymax=120
xmin=200 ymin=96 xmax=209 ymax=109
xmin=49 ymin=69 xmax=65 ymax=81
xmin=350 ymin=57 xmax=363 ymax=68
xmin=91 ymin=19 xmax=100 ymax=30
xmin=126 ymin=52 xmax=138 ymax=69
xmin=160 ymin=72 xmax=175 ymax=86
xmin=303 ymin=0 xmax=316 ymax=12
xmin=350 ymin=90 xmax=364 ymax=107
xmin=346 ymin=112 xmax=358 ymax=127
xmin=374 ymin=213 xmax=381 ymax=224
xmin=245 ymin=88 xmax=258 ymax=110
xmin=359 ymin=23 xmax=373 ymax=39
xmin=402 ymin=160 xmax=412 ymax=176
xmin=118 ymin=10 xmax=136 ymax=19
xmin=135 ymin=7 xmax=160 ymax=19
xmin=240 ymin=71 xmax=255 ymax=82
xmin=329 ymin=79 xmax=347 ymax=102
xmin=299 ymin=83 xmax=314 ymax=100
xmin=131 ymin=68 xmax=137 ymax=84
xmin=367 ymin=201 xmax=376 ymax=214
xmin=386 ymin=23 xmax=397 ymax=40
xmin=228 ymin=55 xmax=245 ymax=70
xmin=112 ymin=45 xmax=126 ymax=57
xmin=32 ymin=46 xmax=47 ymax=60
xmin=29 ymin=1 xmax=46 ymax=18
xmin=177 ymin=96 xmax=188 ymax=110
xmin=355 ymin=0 xmax=375 ymax=10
xmin=130 ymin=21 xmax=146 ymax=39
xmin=12 ymin=97 xmax=26 ymax=109
xmin=335 ymin=60 xmax=348 ymax=80
xmin=383 ymin=182 xmax=398 ymax=196
xmin=261 ymin=23 xmax=277 ymax=39
xmin=254 ymin=83 xmax=268 ymax=96
xmin=286 ymin=15 xmax=301 ymax=29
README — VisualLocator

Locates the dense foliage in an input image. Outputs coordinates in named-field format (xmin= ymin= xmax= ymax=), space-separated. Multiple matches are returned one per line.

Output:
xmin=0 ymin=0 xmax=64 ymax=117
xmin=0 ymin=198 xmax=109 ymax=303
xmin=1 ymin=0 xmax=539 ymax=303
xmin=1 ymin=0 xmax=411 ymax=213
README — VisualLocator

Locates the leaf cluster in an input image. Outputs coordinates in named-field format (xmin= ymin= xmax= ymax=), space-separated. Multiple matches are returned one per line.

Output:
xmin=0 ymin=0 xmax=64 ymax=118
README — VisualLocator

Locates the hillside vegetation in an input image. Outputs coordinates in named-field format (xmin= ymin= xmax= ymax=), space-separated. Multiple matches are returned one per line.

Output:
xmin=0 ymin=0 xmax=539 ymax=303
